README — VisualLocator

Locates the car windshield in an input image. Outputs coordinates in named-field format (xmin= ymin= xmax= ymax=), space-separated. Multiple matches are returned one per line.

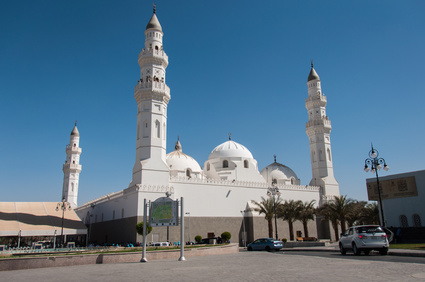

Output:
xmin=356 ymin=226 xmax=384 ymax=233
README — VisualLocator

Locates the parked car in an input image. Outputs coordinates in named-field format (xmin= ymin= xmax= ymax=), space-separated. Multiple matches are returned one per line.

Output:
xmin=247 ymin=238 xmax=283 ymax=252
xmin=339 ymin=225 xmax=389 ymax=255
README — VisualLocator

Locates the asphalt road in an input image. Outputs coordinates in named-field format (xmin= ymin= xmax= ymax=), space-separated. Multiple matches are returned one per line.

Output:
xmin=2 ymin=251 xmax=425 ymax=281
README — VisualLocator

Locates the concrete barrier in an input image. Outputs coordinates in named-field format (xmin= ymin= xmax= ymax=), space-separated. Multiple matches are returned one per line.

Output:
xmin=0 ymin=244 xmax=239 ymax=271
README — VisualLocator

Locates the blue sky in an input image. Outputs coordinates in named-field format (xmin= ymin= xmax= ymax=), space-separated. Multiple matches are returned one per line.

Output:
xmin=1 ymin=0 xmax=424 ymax=205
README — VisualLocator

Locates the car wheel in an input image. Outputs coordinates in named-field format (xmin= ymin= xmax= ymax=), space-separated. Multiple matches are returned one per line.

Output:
xmin=352 ymin=243 xmax=361 ymax=256
xmin=247 ymin=246 xmax=253 ymax=251
xmin=265 ymin=246 xmax=271 ymax=252
xmin=339 ymin=243 xmax=346 ymax=255
xmin=364 ymin=250 xmax=370 ymax=256
xmin=379 ymin=248 xmax=388 ymax=255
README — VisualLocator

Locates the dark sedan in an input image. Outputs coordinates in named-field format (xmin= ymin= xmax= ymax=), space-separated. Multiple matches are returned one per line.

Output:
xmin=247 ymin=238 xmax=283 ymax=252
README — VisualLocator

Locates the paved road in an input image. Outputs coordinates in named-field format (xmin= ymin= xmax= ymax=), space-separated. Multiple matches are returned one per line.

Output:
xmin=283 ymin=250 xmax=425 ymax=264
xmin=3 ymin=251 xmax=425 ymax=281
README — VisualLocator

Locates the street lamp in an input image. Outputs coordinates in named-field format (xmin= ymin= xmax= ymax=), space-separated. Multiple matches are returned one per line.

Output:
xmin=56 ymin=198 xmax=72 ymax=248
xmin=185 ymin=212 xmax=191 ymax=244
xmin=267 ymin=185 xmax=281 ymax=240
xmin=364 ymin=144 xmax=389 ymax=227
xmin=240 ymin=210 xmax=247 ymax=247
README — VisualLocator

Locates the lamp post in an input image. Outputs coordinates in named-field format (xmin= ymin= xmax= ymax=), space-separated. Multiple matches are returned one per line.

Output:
xmin=240 ymin=210 xmax=247 ymax=247
xmin=267 ymin=185 xmax=281 ymax=240
xmin=364 ymin=144 xmax=389 ymax=227
xmin=56 ymin=198 xmax=72 ymax=248
xmin=185 ymin=212 xmax=191 ymax=244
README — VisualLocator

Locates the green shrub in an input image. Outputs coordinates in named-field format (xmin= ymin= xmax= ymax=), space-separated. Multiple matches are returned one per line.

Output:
xmin=282 ymin=238 xmax=287 ymax=243
xmin=136 ymin=221 xmax=152 ymax=236
xmin=195 ymin=235 xmax=202 ymax=243
xmin=221 ymin=232 xmax=231 ymax=242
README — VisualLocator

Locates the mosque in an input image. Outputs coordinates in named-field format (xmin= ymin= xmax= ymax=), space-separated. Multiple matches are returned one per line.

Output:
xmin=71 ymin=8 xmax=340 ymax=245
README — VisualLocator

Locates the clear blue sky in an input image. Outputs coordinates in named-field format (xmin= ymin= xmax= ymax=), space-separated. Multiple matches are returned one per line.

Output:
xmin=1 ymin=1 xmax=424 ymax=205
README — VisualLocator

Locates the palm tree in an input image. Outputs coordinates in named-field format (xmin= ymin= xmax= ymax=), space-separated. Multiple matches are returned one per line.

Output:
xmin=277 ymin=200 xmax=302 ymax=241
xmin=358 ymin=202 xmax=380 ymax=225
xmin=316 ymin=203 xmax=340 ymax=241
xmin=251 ymin=196 xmax=281 ymax=238
xmin=330 ymin=195 xmax=354 ymax=234
xmin=345 ymin=201 xmax=367 ymax=227
xmin=297 ymin=200 xmax=316 ymax=238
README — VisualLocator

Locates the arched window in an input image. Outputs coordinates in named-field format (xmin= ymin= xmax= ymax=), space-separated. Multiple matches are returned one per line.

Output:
xmin=207 ymin=163 xmax=210 ymax=171
xmin=400 ymin=215 xmax=409 ymax=227
xmin=86 ymin=211 xmax=90 ymax=224
xmin=413 ymin=214 xmax=422 ymax=227
xmin=155 ymin=46 xmax=159 ymax=51
xmin=244 ymin=160 xmax=249 ymax=168
xmin=112 ymin=210 xmax=115 ymax=220
xmin=312 ymin=151 xmax=316 ymax=162
xmin=272 ymin=178 xmax=277 ymax=185
xmin=291 ymin=178 xmax=295 ymax=185
xmin=155 ymin=120 xmax=160 ymax=138
xmin=163 ymin=122 xmax=166 ymax=140
xmin=101 ymin=213 xmax=104 ymax=222
xmin=186 ymin=169 xmax=191 ymax=178
xmin=71 ymin=183 xmax=74 ymax=192
xmin=319 ymin=149 xmax=323 ymax=161
xmin=223 ymin=160 xmax=229 ymax=168
xmin=327 ymin=148 xmax=332 ymax=161
xmin=143 ymin=120 xmax=149 ymax=138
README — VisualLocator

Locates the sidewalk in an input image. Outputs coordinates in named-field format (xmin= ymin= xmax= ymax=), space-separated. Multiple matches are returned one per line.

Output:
xmin=280 ymin=243 xmax=425 ymax=257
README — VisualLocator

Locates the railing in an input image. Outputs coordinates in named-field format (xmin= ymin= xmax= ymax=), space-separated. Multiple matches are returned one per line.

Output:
xmin=170 ymin=176 xmax=320 ymax=192
xmin=139 ymin=49 xmax=168 ymax=62
xmin=305 ymin=118 xmax=331 ymax=128
xmin=135 ymin=81 xmax=170 ymax=96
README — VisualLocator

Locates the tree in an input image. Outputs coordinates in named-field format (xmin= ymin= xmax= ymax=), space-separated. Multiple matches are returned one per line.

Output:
xmin=331 ymin=195 xmax=354 ymax=234
xmin=345 ymin=201 xmax=367 ymax=227
xmin=136 ymin=221 xmax=152 ymax=236
xmin=316 ymin=203 xmax=340 ymax=241
xmin=358 ymin=202 xmax=380 ymax=225
xmin=251 ymin=196 xmax=281 ymax=238
xmin=277 ymin=200 xmax=302 ymax=241
xmin=221 ymin=232 xmax=231 ymax=242
xmin=195 ymin=235 xmax=202 ymax=244
xmin=297 ymin=200 xmax=316 ymax=238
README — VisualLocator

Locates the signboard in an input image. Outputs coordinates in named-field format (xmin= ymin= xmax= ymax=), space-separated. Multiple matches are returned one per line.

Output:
xmin=367 ymin=176 xmax=417 ymax=201
xmin=149 ymin=197 xmax=178 ymax=227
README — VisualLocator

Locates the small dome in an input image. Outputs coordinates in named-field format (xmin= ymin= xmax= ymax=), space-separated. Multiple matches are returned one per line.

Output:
xmin=71 ymin=125 xmax=79 ymax=137
xmin=208 ymin=140 xmax=254 ymax=160
xmin=260 ymin=159 xmax=299 ymax=184
xmin=308 ymin=63 xmax=320 ymax=82
xmin=146 ymin=13 xmax=162 ymax=32
xmin=166 ymin=140 xmax=202 ymax=173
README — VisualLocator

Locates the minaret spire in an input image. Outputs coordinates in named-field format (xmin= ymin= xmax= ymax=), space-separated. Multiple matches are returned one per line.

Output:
xmin=130 ymin=9 xmax=170 ymax=188
xmin=62 ymin=123 xmax=82 ymax=208
xmin=305 ymin=63 xmax=339 ymax=200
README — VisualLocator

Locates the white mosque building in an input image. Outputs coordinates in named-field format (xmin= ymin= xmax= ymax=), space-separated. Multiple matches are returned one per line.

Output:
xmin=72 ymin=8 xmax=340 ymax=245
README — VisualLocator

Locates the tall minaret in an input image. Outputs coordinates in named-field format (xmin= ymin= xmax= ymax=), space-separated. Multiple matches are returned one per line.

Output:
xmin=62 ymin=122 xmax=82 ymax=208
xmin=129 ymin=6 xmax=170 ymax=188
xmin=305 ymin=62 xmax=339 ymax=200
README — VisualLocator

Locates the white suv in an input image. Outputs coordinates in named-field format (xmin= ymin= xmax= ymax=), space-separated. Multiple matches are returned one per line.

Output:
xmin=339 ymin=225 xmax=389 ymax=255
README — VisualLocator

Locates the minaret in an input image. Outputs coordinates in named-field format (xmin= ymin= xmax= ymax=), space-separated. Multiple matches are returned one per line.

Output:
xmin=305 ymin=62 xmax=339 ymax=199
xmin=129 ymin=6 xmax=170 ymax=187
xmin=62 ymin=122 xmax=82 ymax=208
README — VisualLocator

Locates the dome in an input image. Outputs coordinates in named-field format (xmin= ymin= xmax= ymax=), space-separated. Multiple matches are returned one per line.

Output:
xmin=307 ymin=63 xmax=320 ymax=82
xmin=166 ymin=140 xmax=202 ymax=173
xmin=71 ymin=125 xmax=79 ymax=136
xmin=208 ymin=140 xmax=254 ymax=160
xmin=146 ymin=13 xmax=162 ymax=32
xmin=260 ymin=159 xmax=299 ymax=184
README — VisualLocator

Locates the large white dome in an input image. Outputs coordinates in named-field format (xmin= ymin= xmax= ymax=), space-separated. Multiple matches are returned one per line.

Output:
xmin=208 ymin=140 xmax=254 ymax=160
xmin=166 ymin=140 xmax=202 ymax=174
xmin=260 ymin=160 xmax=300 ymax=185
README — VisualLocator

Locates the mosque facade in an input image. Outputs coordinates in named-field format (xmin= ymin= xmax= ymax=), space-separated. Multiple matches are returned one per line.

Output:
xmin=73 ymin=9 xmax=340 ymax=245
